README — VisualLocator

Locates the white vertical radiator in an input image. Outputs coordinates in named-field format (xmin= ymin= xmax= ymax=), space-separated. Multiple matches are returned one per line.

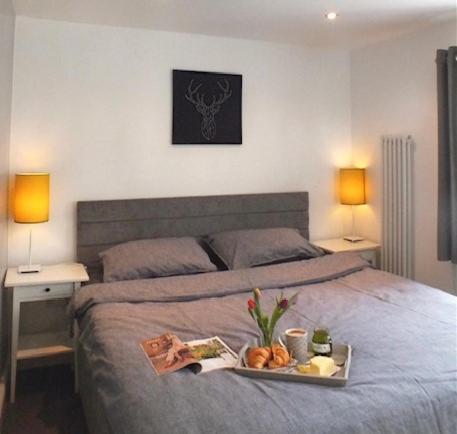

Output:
xmin=381 ymin=135 xmax=414 ymax=278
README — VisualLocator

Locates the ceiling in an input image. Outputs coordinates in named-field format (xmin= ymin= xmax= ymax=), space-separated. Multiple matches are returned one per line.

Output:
xmin=11 ymin=0 xmax=457 ymax=48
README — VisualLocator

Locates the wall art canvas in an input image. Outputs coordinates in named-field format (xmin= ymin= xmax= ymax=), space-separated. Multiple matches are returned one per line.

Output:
xmin=172 ymin=70 xmax=242 ymax=144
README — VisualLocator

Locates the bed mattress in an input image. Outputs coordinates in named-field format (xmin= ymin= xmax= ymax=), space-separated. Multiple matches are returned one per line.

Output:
xmin=71 ymin=253 xmax=457 ymax=434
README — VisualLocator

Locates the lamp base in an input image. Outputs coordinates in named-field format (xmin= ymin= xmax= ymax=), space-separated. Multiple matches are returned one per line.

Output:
xmin=18 ymin=264 xmax=41 ymax=274
xmin=343 ymin=235 xmax=365 ymax=243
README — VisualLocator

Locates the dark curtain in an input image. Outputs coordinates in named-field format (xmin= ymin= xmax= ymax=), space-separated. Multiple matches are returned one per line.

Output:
xmin=437 ymin=46 xmax=457 ymax=264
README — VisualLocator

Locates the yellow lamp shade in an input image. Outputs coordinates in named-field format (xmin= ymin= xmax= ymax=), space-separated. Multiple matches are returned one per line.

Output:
xmin=339 ymin=168 xmax=366 ymax=205
xmin=14 ymin=173 xmax=50 ymax=223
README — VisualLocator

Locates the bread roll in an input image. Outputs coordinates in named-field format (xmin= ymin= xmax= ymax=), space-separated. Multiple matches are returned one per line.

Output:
xmin=247 ymin=347 xmax=272 ymax=369
xmin=268 ymin=343 xmax=290 ymax=369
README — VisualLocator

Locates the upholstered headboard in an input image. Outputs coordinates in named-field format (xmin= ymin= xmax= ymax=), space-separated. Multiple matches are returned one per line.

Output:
xmin=77 ymin=192 xmax=309 ymax=280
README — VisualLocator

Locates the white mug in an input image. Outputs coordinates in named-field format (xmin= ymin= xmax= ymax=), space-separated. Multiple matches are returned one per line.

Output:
xmin=280 ymin=328 xmax=309 ymax=363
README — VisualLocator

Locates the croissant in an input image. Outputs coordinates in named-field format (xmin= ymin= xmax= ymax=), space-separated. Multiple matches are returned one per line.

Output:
xmin=268 ymin=344 xmax=290 ymax=369
xmin=247 ymin=347 xmax=272 ymax=369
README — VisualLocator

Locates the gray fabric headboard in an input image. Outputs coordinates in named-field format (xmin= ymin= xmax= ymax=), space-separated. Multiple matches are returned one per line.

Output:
xmin=77 ymin=192 xmax=309 ymax=280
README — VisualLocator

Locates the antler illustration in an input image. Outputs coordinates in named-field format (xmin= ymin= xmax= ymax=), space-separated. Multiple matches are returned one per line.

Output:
xmin=212 ymin=79 xmax=232 ymax=106
xmin=185 ymin=80 xmax=204 ymax=106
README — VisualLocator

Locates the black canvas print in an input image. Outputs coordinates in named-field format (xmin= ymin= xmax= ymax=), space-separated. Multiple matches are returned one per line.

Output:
xmin=172 ymin=70 xmax=242 ymax=144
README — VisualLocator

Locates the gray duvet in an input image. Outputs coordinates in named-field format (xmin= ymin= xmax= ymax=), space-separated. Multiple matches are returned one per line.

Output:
xmin=71 ymin=253 xmax=457 ymax=434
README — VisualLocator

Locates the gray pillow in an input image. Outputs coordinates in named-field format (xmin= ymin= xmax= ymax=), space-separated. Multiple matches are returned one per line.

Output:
xmin=203 ymin=228 xmax=323 ymax=270
xmin=100 ymin=237 xmax=217 ymax=282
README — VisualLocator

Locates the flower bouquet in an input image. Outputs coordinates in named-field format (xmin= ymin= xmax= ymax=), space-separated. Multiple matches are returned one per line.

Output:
xmin=245 ymin=288 xmax=298 ymax=369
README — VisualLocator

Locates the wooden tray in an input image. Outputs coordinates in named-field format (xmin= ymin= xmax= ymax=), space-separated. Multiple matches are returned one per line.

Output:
xmin=234 ymin=343 xmax=352 ymax=387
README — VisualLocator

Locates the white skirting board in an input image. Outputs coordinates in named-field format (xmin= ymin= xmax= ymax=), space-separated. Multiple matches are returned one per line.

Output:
xmin=381 ymin=135 xmax=414 ymax=278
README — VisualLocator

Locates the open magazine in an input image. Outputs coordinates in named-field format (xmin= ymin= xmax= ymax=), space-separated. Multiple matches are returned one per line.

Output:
xmin=141 ymin=333 xmax=238 ymax=376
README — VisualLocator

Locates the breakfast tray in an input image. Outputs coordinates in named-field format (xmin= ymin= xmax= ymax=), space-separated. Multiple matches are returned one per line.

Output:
xmin=234 ymin=343 xmax=352 ymax=387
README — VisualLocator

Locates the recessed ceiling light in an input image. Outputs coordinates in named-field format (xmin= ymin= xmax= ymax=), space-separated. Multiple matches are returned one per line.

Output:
xmin=326 ymin=12 xmax=338 ymax=20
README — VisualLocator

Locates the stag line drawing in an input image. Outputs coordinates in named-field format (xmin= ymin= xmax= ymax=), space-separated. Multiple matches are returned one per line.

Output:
xmin=185 ymin=78 xmax=232 ymax=140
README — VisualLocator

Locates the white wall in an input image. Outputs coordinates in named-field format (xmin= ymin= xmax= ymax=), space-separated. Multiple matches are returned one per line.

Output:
xmin=0 ymin=2 xmax=14 ymax=272
xmin=8 ymin=17 xmax=352 ymax=266
xmin=0 ymin=0 xmax=14 ymax=378
xmin=351 ymin=18 xmax=457 ymax=292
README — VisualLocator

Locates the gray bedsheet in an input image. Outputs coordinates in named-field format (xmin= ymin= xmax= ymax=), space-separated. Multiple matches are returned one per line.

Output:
xmin=71 ymin=253 xmax=457 ymax=434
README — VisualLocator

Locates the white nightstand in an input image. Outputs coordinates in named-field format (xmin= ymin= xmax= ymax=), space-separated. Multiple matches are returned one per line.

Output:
xmin=4 ymin=263 xmax=89 ymax=403
xmin=312 ymin=238 xmax=381 ymax=267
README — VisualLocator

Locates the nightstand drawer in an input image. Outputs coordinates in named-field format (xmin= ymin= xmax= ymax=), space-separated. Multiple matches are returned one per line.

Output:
xmin=15 ymin=283 xmax=74 ymax=301
xmin=359 ymin=250 xmax=376 ymax=266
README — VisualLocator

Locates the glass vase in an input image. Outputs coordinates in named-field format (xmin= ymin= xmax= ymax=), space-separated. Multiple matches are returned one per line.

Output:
xmin=258 ymin=329 xmax=280 ymax=348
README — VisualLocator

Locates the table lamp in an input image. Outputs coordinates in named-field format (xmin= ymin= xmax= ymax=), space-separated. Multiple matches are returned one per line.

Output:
xmin=339 ymin=168 xmax=366 ymax=242
xmin=14 ymin=173 xmax=50 ymax=273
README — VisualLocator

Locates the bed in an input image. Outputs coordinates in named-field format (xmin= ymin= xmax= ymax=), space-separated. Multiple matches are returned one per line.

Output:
xmin=72 ymin=192 xmax=457 ymax=434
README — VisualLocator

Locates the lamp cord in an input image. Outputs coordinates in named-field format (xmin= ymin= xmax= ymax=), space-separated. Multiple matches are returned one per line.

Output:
xmin=28 ymin=227 xmax=32 ymax=267
xmin=351 ymin=205 xmax=355 ymax=238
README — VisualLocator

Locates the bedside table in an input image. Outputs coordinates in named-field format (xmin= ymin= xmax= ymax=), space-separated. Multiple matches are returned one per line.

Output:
xmin=4 ymin=263 xmax=89 ymax=403
xmin=312 ymin=238 xmax=381 ymax=267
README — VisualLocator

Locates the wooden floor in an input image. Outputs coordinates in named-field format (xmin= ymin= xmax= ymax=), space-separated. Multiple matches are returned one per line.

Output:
xmin=3 ymin=365 xmax=88 ymax=434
